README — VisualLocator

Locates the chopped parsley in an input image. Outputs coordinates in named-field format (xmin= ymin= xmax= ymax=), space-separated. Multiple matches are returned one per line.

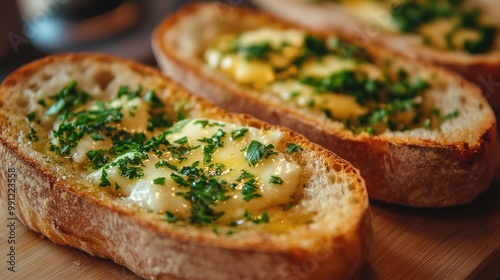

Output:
xmin=27 ymin=112 xmax=36 ymax=122
xmin=100 ymin=169 xmax=111 ymax=187
xmin=174 ymin=100 xmax=188 ymax=121
xmin=165 ymin=211 xmax=178 ymax=223
xmin=45 ymin=81 xmax=90 ymax=120
xmin=193 ymin=119 xmax=225 ymax=128
xmin=198 ymin=129 xmax=226 ymax=164
xmin=47 ymin=83 xmax=126 ymax=156
xmin=37 ymin=99 xmax=47 ymax=107
xmin=442 ymin=109 xmax=459 ymax=120
xmin=113 ymin=153 xmax=147 ymax=179
xmin=144 ymin=90 xmax=164 ymax=109
xmin=244 ymin=211 xmax=269 ymax=224
xmin=300 ymin=68 xmax=440 ymax=134
xmin=171 ymin=173 xmax=189 ymax=187
xmin=117 ymin=85 xmax=142 ymax=100
xmin=390 ymin=0 xmax=497 ymax=54
xmin=153 ymin=177 xmax=166 ymax=185
xmin=293 ymin=35 xmax=369 ymax=67
xmin=286 ymin=143 xmax=303 ymax=154
xmin=237 ymin=170 xmax=255 ymax=182
xmin=207 ymin=163 xmax=226 ymax=177
xmin=234 ymin=42 xmax=273 ymax=60
xmin=194 ymin=119 xmax=209 ymax=128
xmin=171 ymin=162 xmax=231 ymax=225
xmin=230 ymin=128 xmax=248 ymax=140
xmin=147 ymin=112 xmax=171 ymax=131
xmin=174 ymin=136 xmax=189 ymax=145
xmin=242 ymin=178 xmax=262 ymax=201
xmin=269 ymin=175 xmax=283 ymax=185
xmin=86 ymin=150 xmax=109 ymax=169
xmin=26 ymin=127 xmax=39 ymax=142
xmin=245 ymin=140 xmax=278 ymax=167
xmin=155 ymin=160 xmax=178 ymax=171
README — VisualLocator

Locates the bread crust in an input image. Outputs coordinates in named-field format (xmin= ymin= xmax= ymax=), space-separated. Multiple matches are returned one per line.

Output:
xmin=0 ymin=53 xmax=371 ymax=279
xmin=249 ymin=0 xmax=500 ymax=110
xmin=152 ymin=3 xmax=497 ymax=207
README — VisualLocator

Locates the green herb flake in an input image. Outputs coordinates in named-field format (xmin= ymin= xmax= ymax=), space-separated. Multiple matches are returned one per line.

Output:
xmin=117 ymin=85 xmax=142 ymax=100
xmin=86 ymin=150 xmax=109 ymax=169
xmin=213 ymin=226 xmax=220 ymax=235
xmin=236 ymin=170 xmax=255 ymax=182
xmin=171 ymin=173 xmax=189 ymax=187
xmin=46 ymin=81 xmax=90 ymax=118
xmin=100 ymin=168 xmax=111 ymax=187
xmin=442 ymin=109 xmax=459 ymax=120
xmin=244 ymin=211 xmax=269 ymax=224
xmin=155 ymin=160 xmax=178 ymax=171
xmin=230 ymin=128 xmax=249 ymax=140
xmin=37 ymin=99 xmax=47 ymax=107
xmin=269 ymin=175 xmax=283 ymax=185
xmin=175 ymin=100 xmax=188 ymax=121
xmin=144 ymin=90 xmax=164 ymax=109
xmin=26 ymin=127 xmax=39 ymax=142
xmin=242 ymin=178 xmax=261 ymax=201
xmin=245 ymin=140 xmax=277 ymax=167
xmin=199 ymin=129 xmax=226 ymax=164
xmin=165 ymin=211 xmax=178 ymax=223
xmin=153 ymin=177 xmax=166 ymax=185
xmin=194 ymin=119 xmax=209 ymax=128
xmin=27 ymin=112 xmax=36 ymax=122
xmin=236 ymin=42 xmax=272 ymax=60
xmin=390 ymin=1 xmax=496 ymax=54
xmin=111 ymin=153 xmax=147 ymax=180
xmin=285 ymin=143 xmax=303 ymax=154
xmin=174 ymin=169 xmax=229 ymax=225
xmin=147 ymin=112 xmax=171 ymax=131
xmin=174 ymin=136 xmax=189 ymax=145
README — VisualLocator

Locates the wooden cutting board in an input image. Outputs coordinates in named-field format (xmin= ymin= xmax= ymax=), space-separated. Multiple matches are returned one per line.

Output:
xmin=1 ymin=145 xmax=499 ymax=280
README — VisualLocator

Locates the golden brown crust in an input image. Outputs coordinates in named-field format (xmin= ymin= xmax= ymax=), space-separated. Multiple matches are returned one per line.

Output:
xmin=0 ymin=53 xmax=371 ymax=279
xmin=249 ymin=0 xmax=500 ymax=110
xmin=152 ymin=3 xmax=497 ymax=207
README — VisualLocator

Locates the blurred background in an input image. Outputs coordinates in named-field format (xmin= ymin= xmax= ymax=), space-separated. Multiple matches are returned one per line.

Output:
xmin=0 ymin=0 xmax=254 ymax=81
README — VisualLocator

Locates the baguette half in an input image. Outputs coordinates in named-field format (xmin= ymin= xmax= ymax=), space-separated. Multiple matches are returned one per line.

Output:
xmin=250 ymin=0 xmax=500 ymax=110
xmin=152 ymin=3 xmax=497 ymax=207
xmin=0 ymin=53 xmax=371 ymax=280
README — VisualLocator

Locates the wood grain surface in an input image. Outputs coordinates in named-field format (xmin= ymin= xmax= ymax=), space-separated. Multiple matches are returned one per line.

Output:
xmin=1 ymin=140 xmax=499 ymax=280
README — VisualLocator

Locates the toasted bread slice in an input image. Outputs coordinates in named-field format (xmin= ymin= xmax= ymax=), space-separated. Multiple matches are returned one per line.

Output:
xmin=0 ymin=53 xmax=371 ymax=280
xmin=250 ymin=0 xmax=500 ymax=109
xmin=152 ymin=3 xmax=497 ymax=207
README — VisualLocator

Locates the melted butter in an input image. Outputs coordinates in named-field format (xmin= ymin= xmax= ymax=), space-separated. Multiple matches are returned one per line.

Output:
xmin=204 ymin=28 xmax=374 ymax=120
xmin=87 ymin=118 xmax=302 ymax=224
xmin=418 ymin=19 xmax=457 ymax=50
xmin=263 ymin=210 xmax=314 ymax=234
xmin=270 ymin=80 xmax=367 ymax=119
xmin=109 ymin=96 xmax=150 ymax=134
xmin=299 ymin=55 xmax=356 ymax=78
xmin=419 ymin=18 xmax=483 ymax=51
